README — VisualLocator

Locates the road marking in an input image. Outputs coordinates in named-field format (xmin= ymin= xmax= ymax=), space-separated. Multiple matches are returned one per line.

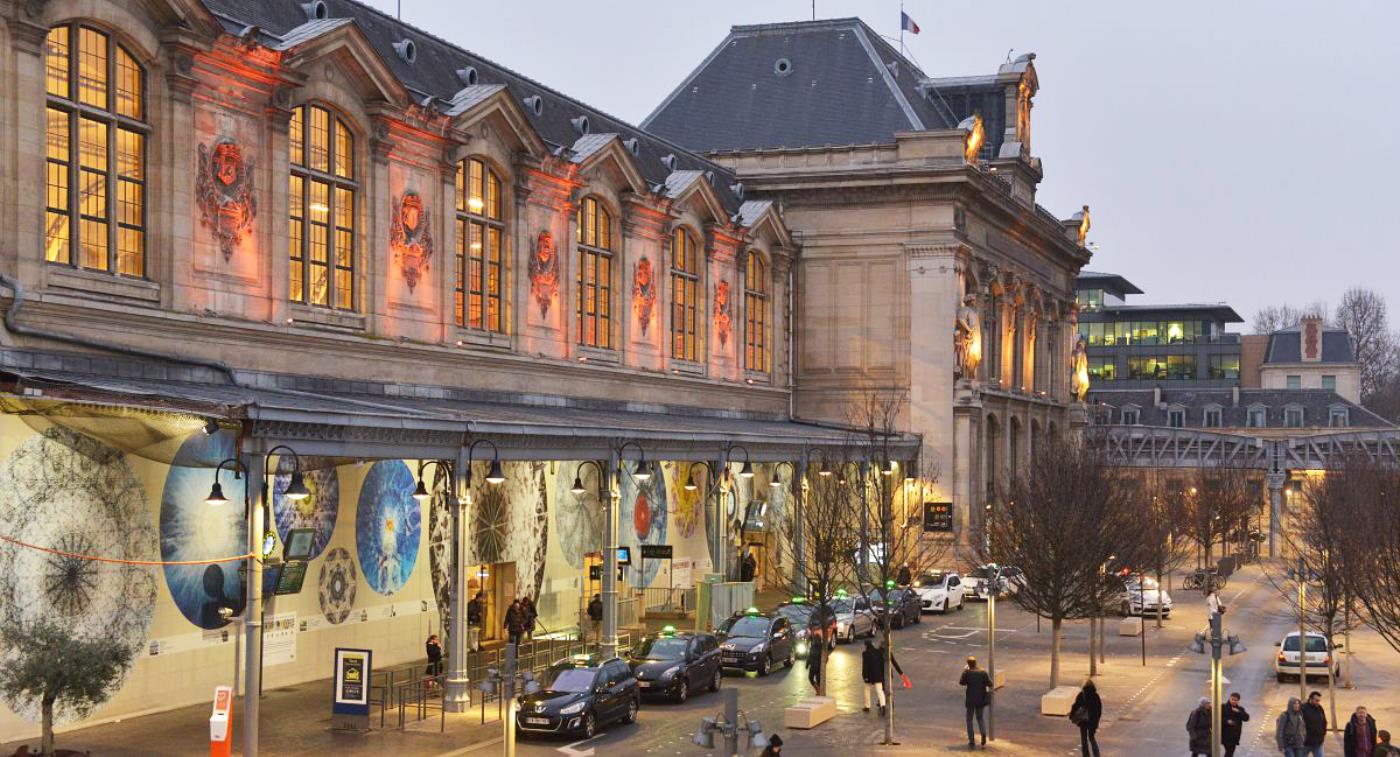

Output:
xmin=434 ymin=738 xmax=503 ymax=756
xmin=556 ymin=735 xmax=602 ymax=756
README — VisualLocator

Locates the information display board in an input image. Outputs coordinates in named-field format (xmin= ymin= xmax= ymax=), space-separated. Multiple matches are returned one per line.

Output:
xmin=275 ymin=561 xmax=308 ymax=595
xmin=923 ymin=501 xmax=954 ymax=532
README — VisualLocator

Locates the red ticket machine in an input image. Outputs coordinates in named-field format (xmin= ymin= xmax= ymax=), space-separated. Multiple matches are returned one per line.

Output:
xmin=209 ymin=685 xmax=233 ymax=757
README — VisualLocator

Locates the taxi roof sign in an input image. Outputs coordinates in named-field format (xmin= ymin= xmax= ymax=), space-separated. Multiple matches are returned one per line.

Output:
xmin=661 ymin=625 xmax=676 ymax=636
xmin=745 ymin=606 xmax=759 ymax=615
xmin=792 ymin=596 xmax=805 ymax=604
xmin=570 ymin=653 xmax=593 ymax=666
xmin=835 ymin=588 xmax=848 ymax=598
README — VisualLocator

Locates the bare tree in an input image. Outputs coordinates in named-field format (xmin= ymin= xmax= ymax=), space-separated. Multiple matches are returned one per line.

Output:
xmin=1318 ymin=460 xmax=1400 ymax=656
xmin=1252 ymin=301 xmax=1329 ymax=335
xmin=1137 ymin=475 xmax=1193 ymax=628
xmin=1177 ymin=468 xmax=1254 ymax=567
xmin=1335 ymin=287 xmax=1398 ymax=402
xmin=982 ymin=433 xmax=1142 ymax=688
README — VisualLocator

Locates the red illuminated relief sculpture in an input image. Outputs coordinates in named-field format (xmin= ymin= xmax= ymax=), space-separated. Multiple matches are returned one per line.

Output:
xmin=528 ymin=230 xmax=559 ymax=317
xmin=714 ymin=280 xmax=733 ymax=348
xmin=196 ymin=139 xmax=256 ymax=261
xmin=632 ymin=256 xmax=656 ymax=335
xmin=391 ymin=191 xmax=433 ymax=292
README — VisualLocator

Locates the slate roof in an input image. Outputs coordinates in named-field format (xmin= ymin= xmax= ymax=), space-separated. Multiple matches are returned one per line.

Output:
xmin=199 ymin=0 xmax=745 ymax=211
xmin=1085 ymin=388 xmax=1391 ymax=429
xmin=1086 ymin=303 xmax=1244 ymax=324
xmin=1076 ymin=271 xmax=1144 ymax=296
xmin=1265 ymin=327 xmax=1355 ymax=364
xmin=641 ymin=18 xmax=956 ymax=153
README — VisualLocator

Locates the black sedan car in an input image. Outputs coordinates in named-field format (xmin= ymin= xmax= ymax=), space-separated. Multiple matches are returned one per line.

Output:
xmin=866 ymin=588 xmax=922 ymax=629
xmin=772 ymin=601 xmax=834 ymax=659
xmin=627 ymin=629 xmax=721 ymax=702
xmin=515 ymin=656 xmax=639 ymax=739
xmin=717 ymin=609 xmax=796 ymax=676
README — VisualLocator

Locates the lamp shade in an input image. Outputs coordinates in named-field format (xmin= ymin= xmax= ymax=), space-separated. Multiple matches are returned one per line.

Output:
xmin=818 ymin=460 xmax=832 ymax=477
xmin=739 ymin=460 xmax=754 ymax=479
xmin=205 ymin=481 xmax=229 ymax=506
xmin=284 ymin=471 xmax=311 ymax=501
xmin=684 ymin=468 xmax=698 ymax=492
xmin=634 ymin=461 xmax=653 ymax=482
xmin=485 ymin=459 xmax=506 ymax=484
xmin=412 ymin=478 xmax=430 ymax=503
xmin=570 ymin=475 xmax=587 ymax=496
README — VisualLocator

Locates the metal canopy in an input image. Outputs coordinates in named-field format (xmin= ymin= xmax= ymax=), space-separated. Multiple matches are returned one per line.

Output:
xmin=1091 ymin=425 xmax=1400 ymax=471
xmin=2 ymin=366 xmax=920 ymax=463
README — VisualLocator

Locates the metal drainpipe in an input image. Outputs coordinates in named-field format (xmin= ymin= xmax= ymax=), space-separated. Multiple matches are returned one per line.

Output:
xmin=786 ymin=256 xmax=796 ymax=419
xmin=0 ymin=273 xmax=239 ymax=384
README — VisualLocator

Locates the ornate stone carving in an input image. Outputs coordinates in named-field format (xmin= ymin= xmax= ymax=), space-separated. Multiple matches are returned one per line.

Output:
xmin=955 ymin=293 xmax=982 ymax=379
xmin=714 ymin=280 xmax=733 ymax=348
xmin=1071 ymin=336 xmax=1090 ymax=402
xmin=528 ymin=231 xmax=559 ymax=317
xmin=196 ymin=139 xmax=256 ymax=261
xmin=390 ymin=191 xmax=433 ymax=292
xmin=1075 ymin=205 xmax=1091 ymax=247
xmin=959 ymin=112 xmax=984 ymax=164
xmin=632 ymin=256 xmax=656 ymax=335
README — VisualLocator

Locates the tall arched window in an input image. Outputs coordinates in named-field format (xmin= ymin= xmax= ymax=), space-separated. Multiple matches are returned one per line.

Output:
xmin=455 ymin=158 xmax=504 ymax=332
xmin=288 ymin=104 xmax=356 ymax=310
xmin=45 ymin=24 xmax=147 ymax=276
xmin=669 ymin=227 xmax=701 ymax=361
xmin=575 ymin=196 xmax=613 ymax=348
xmin=744 ymin=251 xmax=769 ymax=373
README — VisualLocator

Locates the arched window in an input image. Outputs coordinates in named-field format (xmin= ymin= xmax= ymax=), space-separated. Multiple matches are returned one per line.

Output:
xmin=669 ymin=228 xmax=701 ymax=361
xmin=455 ymin=158 xmax=504 ymax=332
xmin=288 ymin=104 xmax=357 ymax=310
xmin=744 ymin=251 xmax=769 ymax=373
xmin=575 ymin=196 xmax=613 ymax=348
xmin=44 ymin=24 xmax=147 ymax=276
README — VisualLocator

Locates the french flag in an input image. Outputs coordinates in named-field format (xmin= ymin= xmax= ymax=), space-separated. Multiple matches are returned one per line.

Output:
xmin=900 ymin=11 xmax=920 ymax=34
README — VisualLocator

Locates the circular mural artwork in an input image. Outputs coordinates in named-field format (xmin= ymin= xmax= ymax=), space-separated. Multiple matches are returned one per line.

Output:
xmin=318 ymin=546 xmax=357 ymax=624
xmin=273 ymin=462 xmax=338 ymax=561
xmin=160 ymin=430 xmax=248 ymax=630
xmin=355 ymin=460 xmax=421 ymax=596
xmin=554 ymin=462 xmax=604 ymax=569
xmin=470 ymin=473 xmax=511 ymax=566
xmin=0 ymin=428 xmax=158 ymax=724
xmin=666 ymin=462 xmax=704 ymax=539
xmin=426 ymin=473 xmax=452 ymax=617
xmin=619 ymin=461 xmax=667 ymax=588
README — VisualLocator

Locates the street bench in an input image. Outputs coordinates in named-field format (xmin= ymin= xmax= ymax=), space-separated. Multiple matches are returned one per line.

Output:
xmin=784 ymin=696 xmax=837 ymax=729
xmin=1041 ymin=685 xmax=1079 ymax=716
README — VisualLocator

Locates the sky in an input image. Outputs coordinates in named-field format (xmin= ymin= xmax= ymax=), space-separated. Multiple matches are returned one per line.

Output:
xmin=366 ymin=0 xmax=1400 ymax=329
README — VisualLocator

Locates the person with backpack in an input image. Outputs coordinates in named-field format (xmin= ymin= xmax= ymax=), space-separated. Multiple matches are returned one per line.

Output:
xmin=1071 ymin=679 xmax=1102 ymax=757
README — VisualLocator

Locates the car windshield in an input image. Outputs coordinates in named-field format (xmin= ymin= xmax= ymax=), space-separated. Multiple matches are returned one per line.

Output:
xmin=868 ymin=590 xmax=903 ymax=605
xmin=775 ymin=605 xmax=812 ymax=623
xmin=634 ymin=638 xmax=689 ymax=661
xmin=548 ymin=668 xmax=598 ymax=693
xmin=1283 ymin=636 xmax=1328 ymax=652
xmin=722 ymin=616 xmax=771 ymax=638
xmin=915 ymin=573 xmax=945 ymax=587
xmin=827 ymin=599 xmax=854 ymax=614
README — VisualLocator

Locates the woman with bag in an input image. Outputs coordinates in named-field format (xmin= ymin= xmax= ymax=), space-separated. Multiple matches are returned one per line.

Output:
xmin=1189 ymin=697 xmax=1213 ymax=756
xmin=1071 ymin=679 xmax=1102 ymax=757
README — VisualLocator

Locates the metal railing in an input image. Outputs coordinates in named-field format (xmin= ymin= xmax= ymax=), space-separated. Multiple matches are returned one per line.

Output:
xmin=638 ymin=587 xmax=696 ymax=616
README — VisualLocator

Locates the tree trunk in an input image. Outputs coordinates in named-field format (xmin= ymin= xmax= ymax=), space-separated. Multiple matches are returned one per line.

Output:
xmin=1325 ymin=615 xmax=1338 ymax=731
xmin=1050 ymin=618 xmax=1063 ymax=689
xmin=1156 ymin=568 xmax=1165 ymax=629
xmin=883 ymin=625 xmax=895 ymax=744
xmin=1088 ymin=616 xmax=1098 ymax=677
xmin=41 ymin=697 xmax=54 ymax=757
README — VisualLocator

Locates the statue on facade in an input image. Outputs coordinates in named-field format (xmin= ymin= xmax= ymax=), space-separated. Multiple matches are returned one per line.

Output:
xmin=954 ymin=293 xmax=982 ymax=379
xmin=1070 ymin=336 xmax=1090 ymax=402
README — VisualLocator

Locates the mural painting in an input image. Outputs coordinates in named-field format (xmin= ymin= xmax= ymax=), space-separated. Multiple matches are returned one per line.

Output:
xmin=426 ymin=473 xmax=452 ymax=618
xmin=619 ymin=461 xmax=668 ymax=588
xmin=159 ymin=431 xmax=247 ymax=630
xmin=665 ymin=461 xmax=703 ymax=539
xmin=195 ymin=139 xmax=256 ymax=261
xmin=273 ymin=464 xmax=339 ymax=561
xmin=553 ymin=462 xmax=604 ymax=569
xmin=318 ymin=546 xmax=358 ymax=625
xmin=390 ymin=191 xmax=433 ymax=292
xmin=355 ymin=461 xmax=421 ymax=596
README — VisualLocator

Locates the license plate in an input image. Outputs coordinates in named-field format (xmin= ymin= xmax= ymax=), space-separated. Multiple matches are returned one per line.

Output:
xmin=638 ymin=681 xmax=651 ymax=688
xmin=526 ymin=717 xmax=549 ymax=725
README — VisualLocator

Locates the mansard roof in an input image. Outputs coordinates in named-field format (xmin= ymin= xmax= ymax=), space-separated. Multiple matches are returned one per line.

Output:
xmin=1266 ymin=327 xmax=1356 ymax=364
xmin=199 ymin=0 xmax=747 ymax=212
xmin=641 ymin=17 xmax=956 ymax=152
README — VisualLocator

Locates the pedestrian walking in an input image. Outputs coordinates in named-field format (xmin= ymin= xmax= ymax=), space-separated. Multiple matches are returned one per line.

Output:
xmin=861 ymin=640 xmax=887 ymax=716
xmin=1222 ymin=692 xmax=1251 ymax=757
xmin=1277 ymin=698 xmax=1308 ymax=757
xmin=806 ymin=628 xmax=823 ymax=692
xmin=504 ymin=598 xmax=527 ymax=646
xmin=1376 ymin=730 xmax=1400 ymax=757
xmin=1206 ymin=586 xmax=1225 ymax=617
xmin=1303 ymin=691 xmax=1328 ymax=757
xmin=587 ymin=593 xmax=603 ymax=643
xmin=1070 ymin=679 xmax=1102 ymax=757
xmin=424 ymin=634 xmax=443 ymax=691
xmin=897 ymin=562 xmax=912 ymax=587
xmin=1344 ymin=706 xmax=1378 ymax=757
xmin=1188 ymin=697 xmax=1213 ymax=757
xmin=521 ymin=594 xmax=538 ymax=641
xmin=959 ymin=656 xmax=992 ymax=749
xmin=758 ymin=734 xmax=783 ymax=756
xmin=741 ymin=551 xmax=757 ymax=583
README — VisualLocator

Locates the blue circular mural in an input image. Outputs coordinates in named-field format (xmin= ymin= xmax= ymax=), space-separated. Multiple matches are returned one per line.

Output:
xmin=619 ymin=461 xmax=668 ymax=588
xmin=159 ymin=430 xmax=248 ymax=629
xmin=273 ymin=463 xmax=339 ymax=561
xmin=355 ymin=460 xmax=421 ymax=596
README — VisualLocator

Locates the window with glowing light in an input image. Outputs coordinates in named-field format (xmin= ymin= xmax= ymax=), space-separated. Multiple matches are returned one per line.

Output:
xmin=455 ymin=158 xmax=504 ymax=332
xmin=44 ymin=24 xmax=146 ymax=276
xmin=288 ymin=104 xmax=357 ymax=310
xmin=669 ymin=227 xmax=701 ymax=361
xmin=575 ymin=196 xmax=613 ymax=349
xmin=744 ymin=251 xmax=770 ymax=373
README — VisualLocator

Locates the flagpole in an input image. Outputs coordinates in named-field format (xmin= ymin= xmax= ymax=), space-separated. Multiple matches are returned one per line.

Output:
xmin=899 ymin=2 xmax=905 ymax=55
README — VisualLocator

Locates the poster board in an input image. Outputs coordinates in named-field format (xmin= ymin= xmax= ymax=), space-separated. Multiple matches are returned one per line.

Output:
xmin=263 ymin=613 xmax=297 ymax=666
xmin=332 ymin=647 xmax=373 ymax=731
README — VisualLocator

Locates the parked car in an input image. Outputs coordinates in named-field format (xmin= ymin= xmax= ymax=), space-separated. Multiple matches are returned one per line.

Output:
xmin=772 ymin=599 xmax=833 ymax=659
xmin=911 ymin=571 xmax=966 ymax=613
xmin=1274 ymin=631 xmax=1341 ymax=682
xmin=627 ymin=627 xmax=721 ymax=703
xmin=866 ymin=587 xmax=922 ymax=629
xmin=826 ymin=594 xmax=877 ymax=642
xmin=1119 ymin=575 xmax=1173 ymax=617
xmin=717 ymin=608 xmax=796 ymax=676
xmin=516 ymin=655 xmax=638 ymax=739
xmin=965 ymin=565 xmax=1024 ymax=601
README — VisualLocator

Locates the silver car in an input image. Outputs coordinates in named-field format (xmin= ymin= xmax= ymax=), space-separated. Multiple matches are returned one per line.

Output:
xmin=827 ymin=596 xmax=877 ymax=643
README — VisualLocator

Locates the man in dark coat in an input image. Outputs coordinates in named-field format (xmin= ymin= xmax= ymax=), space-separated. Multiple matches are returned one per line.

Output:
xmin=806 ymin=629 xmax=823 ymax=692
xmin=586 ymin=593 xmax=603 ymax=642
xmin=503 ymin=599 xmax=528 ymax=646
xmin=860 ymin=640 xmax=887 ymax=715
xmin=1344 ymin=706 xmax=1378 ymax=757
xmin=959 ymin=656 xmax=992 ymax=749
xmin=1188 ymin=697 xmax=1212 ymax=757
xmin=1304 ymin=690 xmax=1328 ymax=756
xmin=1222 ymin=692 xmax=1250 ymax=757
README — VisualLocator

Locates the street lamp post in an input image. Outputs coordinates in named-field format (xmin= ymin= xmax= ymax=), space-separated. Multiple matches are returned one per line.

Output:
xmin=608 ymin=441 xmax=655 ymax=658
xmin=572 ymin=459 xmax=609 ymax=642
xmin=725 ymin=444 xmax=756 ymax=582
xmin=985 ymin=562 xmax=998 ymax=742
xmin=1191 ymin=610 xmax=1245 ymax=757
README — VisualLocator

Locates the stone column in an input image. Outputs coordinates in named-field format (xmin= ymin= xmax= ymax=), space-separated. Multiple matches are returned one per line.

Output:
xmin=603 ymin=447 xmax=620 ymax=658
xmin=1266 ymin=471 xmax=1285 ymax=559
xmin=444 ymin=446 xmax=471 ymax=711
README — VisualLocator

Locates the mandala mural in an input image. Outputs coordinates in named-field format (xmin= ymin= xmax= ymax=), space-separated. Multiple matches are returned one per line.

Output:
xmin=469 ymin=469 xmax=511 ymax=566
xmin=318 ymin=546 xmax=357 ymax=624
xmin=665 ymin=461 xmax=704 ymax=539
xmin=196 ymin=138 xmax=256 ymax=261
xmin=619 ymin=461 xmax=668 ymax=588
xmin=355 ymin=461 xmax=421 ymax=596
xmin=554 ymin=462 xmax=605 ymax=569
xmin=273 ymin=463 xmax=338 ymax=561
xmin=426 ymin=473 xmax=452 ymax=617
xmin=160 ymin=430 xmax=248 ymax=630
xmin=0 ymin=428 xmax=157 ymax=724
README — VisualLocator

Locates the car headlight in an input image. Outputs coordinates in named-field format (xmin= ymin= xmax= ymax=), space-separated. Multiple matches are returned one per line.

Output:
xmin=559 ymin=701 xmax=588 ymax=715
xmin=795 ymin=640 xmax=809 ymax=656
xmin=837 ymin=621 xmax=849 ymax=631
xmin=752 ymin=643 xmax=766 ymax=654
xmin=661 ymin=665 xmax=681 ymax=679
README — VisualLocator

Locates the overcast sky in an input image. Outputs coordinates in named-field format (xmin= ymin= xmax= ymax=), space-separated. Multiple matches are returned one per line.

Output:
xmin=371 ymin=0 xmax=1399 ymax=330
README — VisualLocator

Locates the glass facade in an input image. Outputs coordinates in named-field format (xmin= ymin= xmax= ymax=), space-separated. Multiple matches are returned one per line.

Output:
xmin=1208 ymin=354 xmax=1240 ymax=380
xmin=1127 ymin=354 xmax=1196 ymax=381
xmin=1076 ymin=288 xmax=1103 ymax=311
xmin=1078 ymin=319 xmax=1207 ymax=346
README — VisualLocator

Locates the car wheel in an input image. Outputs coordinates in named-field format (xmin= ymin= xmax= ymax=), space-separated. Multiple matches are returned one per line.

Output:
xmin=582 ymin=712 xmax=596 ymax=738
xmin=844 ymin=626 xmax=854 ymax=643
xmin=623 ymin=697 xmax=638 ymax=724
xmin=786 ymin=649 xmax=795 ymax=668
xmin=675 ymin=678 xmax=688 ymax=703
xmin=711 ymin=668 xmax=722 ymax=692
xmin=914 ymin=609 xmax=922 ymax=624
xmin=758 ymin=656 xmax=771 ymax=677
